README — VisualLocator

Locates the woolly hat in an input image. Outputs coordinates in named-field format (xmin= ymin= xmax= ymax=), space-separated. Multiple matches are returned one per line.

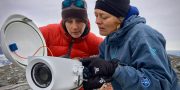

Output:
xmin=95 ymin=0 xmax=130 ymax=18
xmin=61 ymin=0 xmax=88 ymax=22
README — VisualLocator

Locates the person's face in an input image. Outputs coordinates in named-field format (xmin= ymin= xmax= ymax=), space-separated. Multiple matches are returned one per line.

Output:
xmin=95 ymin=9 xmax=121 ymax=36
xmin=65 ymin=18 xmax=86 ymax=38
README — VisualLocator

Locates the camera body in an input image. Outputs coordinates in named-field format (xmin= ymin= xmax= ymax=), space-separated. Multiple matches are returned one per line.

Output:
xmin=26 ymin=56 xmax=84 ymax=90
xmin=0 ymin=14 xmax=84 ymax=90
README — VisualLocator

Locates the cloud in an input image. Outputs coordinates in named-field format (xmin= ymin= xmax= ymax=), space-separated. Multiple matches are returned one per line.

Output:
xmin=0 ymin=0 xmax=180 ymax=50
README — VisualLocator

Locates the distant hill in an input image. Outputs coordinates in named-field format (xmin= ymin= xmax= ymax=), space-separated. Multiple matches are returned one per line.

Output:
xmin=167 ymin=50 xmax=180 ymax=57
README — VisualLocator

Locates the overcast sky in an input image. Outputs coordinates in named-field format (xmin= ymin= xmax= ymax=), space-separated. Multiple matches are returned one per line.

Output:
xmin=0 ymin=0 xmax=180 ymax=50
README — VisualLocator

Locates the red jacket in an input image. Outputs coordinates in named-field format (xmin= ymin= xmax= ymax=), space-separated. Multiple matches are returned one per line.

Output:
xmin=39 ymin=21 xmax=103 ymax=58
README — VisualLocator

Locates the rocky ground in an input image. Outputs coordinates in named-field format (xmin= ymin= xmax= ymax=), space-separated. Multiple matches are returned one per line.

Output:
xmin=0 ymin=55 xmax=180 ymax=90
xmin=169 ymin=55 xmax=180 ymax=80
xmin=0 ymin=64 xmax=31 ymax=90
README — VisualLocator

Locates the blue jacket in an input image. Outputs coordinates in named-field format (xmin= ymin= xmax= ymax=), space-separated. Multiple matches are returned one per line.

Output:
xmin=99 ymin=15 xmax=180 ymax=90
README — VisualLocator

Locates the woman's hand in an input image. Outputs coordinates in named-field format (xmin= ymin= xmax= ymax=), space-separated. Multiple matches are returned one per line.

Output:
xmin=99 ymin=83 xmax=113 ymax=90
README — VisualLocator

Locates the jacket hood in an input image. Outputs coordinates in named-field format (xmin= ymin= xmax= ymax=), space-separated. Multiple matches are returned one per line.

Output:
xmin=107 ymin=15 xmax=146 ymax=45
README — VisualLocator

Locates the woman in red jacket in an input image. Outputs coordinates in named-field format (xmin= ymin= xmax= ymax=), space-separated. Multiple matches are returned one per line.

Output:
xmin=39 ymin=0 xmax=103 ymax=59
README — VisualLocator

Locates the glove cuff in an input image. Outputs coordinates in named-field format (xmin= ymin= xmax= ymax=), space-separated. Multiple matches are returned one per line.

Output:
xmin=108 ymin=60 xmax=118 ymax=77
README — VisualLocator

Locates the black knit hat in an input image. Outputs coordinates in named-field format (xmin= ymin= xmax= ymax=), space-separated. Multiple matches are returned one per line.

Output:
xmin=95 ymin=0 xmax=130 ymax=18
xmin=61 ymin=0 xmax=88 ymax=22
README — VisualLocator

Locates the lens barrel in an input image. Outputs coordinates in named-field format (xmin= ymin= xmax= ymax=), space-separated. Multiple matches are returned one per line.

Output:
xmin=31 ymin=63 xmax=52 ymax=88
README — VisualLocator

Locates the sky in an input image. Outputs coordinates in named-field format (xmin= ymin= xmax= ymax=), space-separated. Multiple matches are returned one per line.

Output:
xmin=0 ymin=0 xmax=180 ymax=50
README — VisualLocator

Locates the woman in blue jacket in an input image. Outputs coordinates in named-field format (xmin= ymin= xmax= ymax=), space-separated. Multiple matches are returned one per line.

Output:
xmin=81 ymin=0 xmax=180 ymax=90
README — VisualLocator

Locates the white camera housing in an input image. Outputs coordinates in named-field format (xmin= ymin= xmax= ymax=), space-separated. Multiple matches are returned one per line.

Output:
xmin=26 ymin=56 xmax=84 ymax=90
xmin=0 ymin=14 xmax=84 ymax=90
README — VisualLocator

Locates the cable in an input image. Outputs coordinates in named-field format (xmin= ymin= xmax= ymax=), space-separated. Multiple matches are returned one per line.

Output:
xmin=13 ymin=46 xmax=53 ymax=59
xmin=33 ymin=46 xmax=53 ymax=56
xmin=14 ymin=52 xmax=28 ymax=59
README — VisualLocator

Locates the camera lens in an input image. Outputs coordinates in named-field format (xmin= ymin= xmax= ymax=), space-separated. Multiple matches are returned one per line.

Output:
xmin=31 ymin=63 xmax=52 ymax=88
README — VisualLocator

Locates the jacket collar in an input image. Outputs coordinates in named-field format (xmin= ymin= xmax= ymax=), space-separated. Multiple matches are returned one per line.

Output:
xmin=107 ymin=15 xmax=146 ymax=45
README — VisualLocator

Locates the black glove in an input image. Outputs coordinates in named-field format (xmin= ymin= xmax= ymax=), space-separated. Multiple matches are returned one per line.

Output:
xmin=81 ymin=57 xmax=118 ymax=90
xmin=83 ymin=76 xmax=111 ymax=90
xmin=81 ymin=57 xmax=118 ymax=77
